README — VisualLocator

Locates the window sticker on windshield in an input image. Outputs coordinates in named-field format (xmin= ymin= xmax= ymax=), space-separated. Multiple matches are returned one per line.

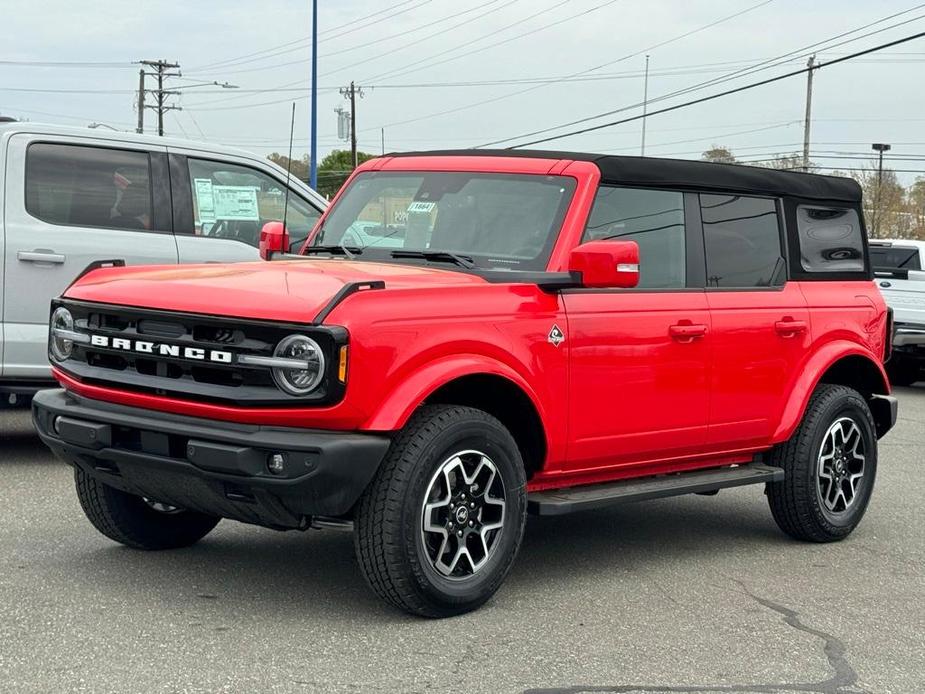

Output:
xmin=212 ymin=185 xmax=260 ymax=221
xmin=407 ymin=201 xmax=436 ymax=214
xmin=193 ymin=178 xmax=216 ymax=223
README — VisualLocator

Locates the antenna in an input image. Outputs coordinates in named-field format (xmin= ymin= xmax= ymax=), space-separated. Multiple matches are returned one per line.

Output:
xmin=281 ymin=102 xmax=296 ymax=245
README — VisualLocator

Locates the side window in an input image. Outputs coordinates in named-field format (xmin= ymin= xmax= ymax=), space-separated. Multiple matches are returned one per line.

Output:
xmin=186 ymin=158 xmax=321 ymax=250
xmin=583 ymin=186 xmax=686 ymax=288
xmin=701 ymin=194 xmax=783 ymax=287
xmin=25 ymin=143 xmax=154 ymax=231
xmin=797 ymin=206 xmax=865 ymax=273
xmin=870 ymin=245 xmax=922 ymax=272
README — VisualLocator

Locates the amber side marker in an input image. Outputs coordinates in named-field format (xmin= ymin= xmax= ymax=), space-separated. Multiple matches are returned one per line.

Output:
xmin=338 ymin=346 xmax=348 ymax=383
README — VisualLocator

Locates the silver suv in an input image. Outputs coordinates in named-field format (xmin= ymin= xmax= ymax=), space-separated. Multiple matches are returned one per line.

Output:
xmin=0 ymin=123 xmax=326 ymax=404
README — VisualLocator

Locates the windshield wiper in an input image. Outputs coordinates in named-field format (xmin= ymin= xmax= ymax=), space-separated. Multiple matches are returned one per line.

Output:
xmin=390 ymin=250 xmax=475 ymax=269
xmin=303 ymin=244 xmax=363 ymax=259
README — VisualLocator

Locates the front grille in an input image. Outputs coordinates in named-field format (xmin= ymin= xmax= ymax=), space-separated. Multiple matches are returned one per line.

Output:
xmin=53 ymin=300 xmax=347 ymax=407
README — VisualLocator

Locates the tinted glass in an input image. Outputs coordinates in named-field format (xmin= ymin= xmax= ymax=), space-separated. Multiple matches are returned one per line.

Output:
xmin=701 ymin=194 xmax=783 ymax=287
xmin=26 ymin=143 xmax=153 ymax=231
xmin=584 ymin=186 xmax=686 ymax=288
xmin=313 ymin=172 xmax=576 ymax=271
xmin=187 ymin=159 xmax=321 ymax=250
xmin=797 ymin=205 xmax=865 ymax=273
xmin=869 ymin=245 xmax=921 ymax=271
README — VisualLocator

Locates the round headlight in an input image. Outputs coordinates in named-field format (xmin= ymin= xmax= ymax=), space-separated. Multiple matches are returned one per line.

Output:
xmin=50 ymin=307 xmax=75 ymax=361
xmin=271 ymin=334 xmax=325 ymax=396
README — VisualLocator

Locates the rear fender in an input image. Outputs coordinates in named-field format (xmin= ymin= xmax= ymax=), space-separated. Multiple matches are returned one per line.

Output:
xmin=772 ymin=340 xmax=889 ymax=443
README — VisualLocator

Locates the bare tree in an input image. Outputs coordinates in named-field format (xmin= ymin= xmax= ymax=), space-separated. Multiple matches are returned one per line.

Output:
xmin=701 ymin=145 xmax=737 ymax=164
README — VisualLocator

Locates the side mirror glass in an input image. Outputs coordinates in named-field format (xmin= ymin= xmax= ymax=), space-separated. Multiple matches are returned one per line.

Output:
xmin=568 ymin=240 xmax=640 ymax=289
xmin=259 ymin=221 xmax=290 ymax=261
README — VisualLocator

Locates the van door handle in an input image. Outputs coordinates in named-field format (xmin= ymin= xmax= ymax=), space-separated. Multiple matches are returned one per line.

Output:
xmin=18 ymin=250 xmax=66 ymax=264
xmin=669 ymin=323 xmax=707 ymax=342
xmin=775 ymin=319 xmax=807 ymax=337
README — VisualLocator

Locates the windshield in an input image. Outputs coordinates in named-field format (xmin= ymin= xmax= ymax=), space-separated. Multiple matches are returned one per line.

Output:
xmin=308 ymin=171 xmax=577 ymax=271
xmin=870 ymin=245 xmax=921 ymax=272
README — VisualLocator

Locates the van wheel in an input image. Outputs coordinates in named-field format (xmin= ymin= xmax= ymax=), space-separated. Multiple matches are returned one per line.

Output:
xmin=354 ymin=405 xmax=527 ymax=618
xmin=75 ymin=469 xmax=220 ymax=550
xmin=766 ymin=384 xmax=877 ymax=542
xmin=886 ymin=356 xmax=920 ymax=387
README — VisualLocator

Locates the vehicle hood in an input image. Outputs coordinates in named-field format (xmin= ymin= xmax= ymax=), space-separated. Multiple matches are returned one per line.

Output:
xmin=64 ymin=259 xmax=488 ymax=323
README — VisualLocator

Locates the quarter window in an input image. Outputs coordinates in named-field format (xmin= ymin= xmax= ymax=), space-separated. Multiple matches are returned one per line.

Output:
xmin=25 ymin=143 xmax=154 ymax=231
xmin=186 ymin=159 xmax=321 ymax=250
xmin=584 ymin=186 xmax=686 ymax=288
xmin=701 ymin=194 xmax=783 ymax=287
xmin=797 ymin=205 xmax=865 ymax=273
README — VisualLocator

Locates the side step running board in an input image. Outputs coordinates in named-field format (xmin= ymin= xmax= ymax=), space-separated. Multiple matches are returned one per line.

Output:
xmin=527 ymin=464 xmax=784 ymax=516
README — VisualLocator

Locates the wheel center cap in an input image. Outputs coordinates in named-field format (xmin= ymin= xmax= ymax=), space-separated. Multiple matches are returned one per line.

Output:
xmin=455 ymin=506 xmax=469 ymax=524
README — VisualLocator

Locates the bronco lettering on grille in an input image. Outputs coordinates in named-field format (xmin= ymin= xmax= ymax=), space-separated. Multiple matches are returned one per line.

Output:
xmin=89 ymin=334 xmax=233 ymax=364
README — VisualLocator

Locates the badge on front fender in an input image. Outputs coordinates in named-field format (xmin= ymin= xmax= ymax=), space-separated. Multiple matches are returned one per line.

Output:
xmin=548 ymin=324 xmax=565 ymax=347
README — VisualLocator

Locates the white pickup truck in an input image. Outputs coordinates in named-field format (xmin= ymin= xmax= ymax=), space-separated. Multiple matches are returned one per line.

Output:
xmin=870 ymin=239 xmax=925 ymax=385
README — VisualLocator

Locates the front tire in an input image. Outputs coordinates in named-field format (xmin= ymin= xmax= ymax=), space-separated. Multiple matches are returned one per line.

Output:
xmin=75 ymin=469 xmax=220 ymax=550
xmin=766 ymin=384 xmax=877 ymax=542
xmin=354 ymin=405 xmax=527 ymax=617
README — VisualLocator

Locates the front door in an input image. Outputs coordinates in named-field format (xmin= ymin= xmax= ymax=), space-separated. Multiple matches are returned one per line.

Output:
xmin=563 ymin=186 xmax=711 ymax=474
xmin=2 ymin=136 xmax=178 ymax=380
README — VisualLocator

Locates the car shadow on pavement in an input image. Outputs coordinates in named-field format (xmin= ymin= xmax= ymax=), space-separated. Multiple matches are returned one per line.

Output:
xmin=55 ymin=491 xmax=785 ymax=622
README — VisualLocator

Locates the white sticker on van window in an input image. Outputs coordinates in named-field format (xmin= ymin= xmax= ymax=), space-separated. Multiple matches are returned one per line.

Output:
xmin=212 ymin=185 xmax=260 ymax=221
xmin=193 ymin=178 xmax=216 ymax=223
xmin=407 ymin=201 xmax=436 ymax=214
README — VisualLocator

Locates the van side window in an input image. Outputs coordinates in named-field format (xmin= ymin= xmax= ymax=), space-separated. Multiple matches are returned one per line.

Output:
xmin=701 ymin=194 xmax=784 ymax=287
xmin=797 ymin=206 xmax=865 ymax=273
xmin=583 ymin=186 xmax=686 ymax=288
xmin=185 ymin=158 xmax=321 ymax=250
xmin=25 ymin=143 xmax=154 ymax=231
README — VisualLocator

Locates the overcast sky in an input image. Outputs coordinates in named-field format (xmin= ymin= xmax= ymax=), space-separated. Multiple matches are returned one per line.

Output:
xmin=2 ymin=0 xmax=924 ymax=182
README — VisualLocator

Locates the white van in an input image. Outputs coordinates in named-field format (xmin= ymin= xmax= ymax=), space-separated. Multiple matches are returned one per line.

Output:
xmin=0 ymin=122 xmax=326 ymax=404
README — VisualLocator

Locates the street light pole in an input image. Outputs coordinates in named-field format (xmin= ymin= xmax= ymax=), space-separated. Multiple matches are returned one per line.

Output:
xmin=871 ymin=142 xmax=892 ymax=237
xmin=310 ymin=0 xmax=318 ymax=190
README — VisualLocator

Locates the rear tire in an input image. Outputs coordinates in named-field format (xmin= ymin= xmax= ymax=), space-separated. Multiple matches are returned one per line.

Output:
xmin=75 ymin=469 xmax=220 ymax=550
xmin=354 ymin=405 xmax=527 ymax=617
xmin=766 ymin=384 xmax=877 ymax=542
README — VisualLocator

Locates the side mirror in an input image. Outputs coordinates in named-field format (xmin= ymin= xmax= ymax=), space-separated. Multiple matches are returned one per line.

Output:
xmin=568 ymin=240 xmax=640 ymax=289
xmin=259 ymin=221 xmax=290 ymax=261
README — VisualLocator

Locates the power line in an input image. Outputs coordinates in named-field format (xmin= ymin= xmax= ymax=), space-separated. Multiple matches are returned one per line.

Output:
xmin=0 ymin=60 xmax=134 ymax=68
xmin=501 ymin=29 xmax=925 ymax=149
xmin=478 ymin=6 xmax=925 ymax=147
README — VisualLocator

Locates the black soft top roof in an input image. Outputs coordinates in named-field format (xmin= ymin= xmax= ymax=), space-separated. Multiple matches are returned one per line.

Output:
xmin=390 ymin=149 xmax=862 ymax=204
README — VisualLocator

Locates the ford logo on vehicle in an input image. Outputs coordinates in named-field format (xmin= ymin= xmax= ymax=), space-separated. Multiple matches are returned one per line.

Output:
xmin=88 ymin=334 xmax=233 ymax=363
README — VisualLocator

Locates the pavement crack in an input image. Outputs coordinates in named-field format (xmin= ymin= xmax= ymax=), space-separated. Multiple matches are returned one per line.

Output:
xmin=524 ymin=583 xmax=869 ymax=694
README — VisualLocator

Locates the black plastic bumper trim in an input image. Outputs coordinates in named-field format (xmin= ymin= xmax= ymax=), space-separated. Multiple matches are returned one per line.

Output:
xmin=33 ymin=389 xmax=391 ymax=526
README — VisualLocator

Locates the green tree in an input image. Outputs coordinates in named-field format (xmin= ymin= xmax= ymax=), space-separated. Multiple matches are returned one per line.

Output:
xmin=316 ymin=149 xmax=376 ymax=198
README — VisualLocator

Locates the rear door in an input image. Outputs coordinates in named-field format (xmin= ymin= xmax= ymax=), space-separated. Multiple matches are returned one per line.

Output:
xmin=563 ymin=186 xmax=711 ymax=472
xmin=2 ymin=135 xmax=178 ymax=380
xmin=168 ymin=151 xmax=324 ymax=263
xmin=700 ymin=193 xmax=810 ymax=449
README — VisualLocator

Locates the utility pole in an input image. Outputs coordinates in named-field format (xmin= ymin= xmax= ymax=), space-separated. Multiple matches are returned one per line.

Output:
xmin=640 ymin=54 xmax=650 ymax=156
xmin=340 ymin=81 xmax=364 ymax=168
xmin=310 ymin=0 xmax=318 ymax=190
xmin=139 ymin=59 xmax=181 ymax=136
xmin=801 ymin=54 xmax=816 ymax=173
xmin=136 ymin=69 xmax=145 ymax=134
xmin=381 ymin=127 xmax=385 ymax=156
xmin=871 ymin=142 xmax=892 ymax=237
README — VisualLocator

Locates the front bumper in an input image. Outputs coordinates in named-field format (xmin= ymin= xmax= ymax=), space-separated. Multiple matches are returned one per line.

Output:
xmin=894 ymin=322 xmax=925 ymax=348
xmin=33 ymin=389 xmax=391 ymax=529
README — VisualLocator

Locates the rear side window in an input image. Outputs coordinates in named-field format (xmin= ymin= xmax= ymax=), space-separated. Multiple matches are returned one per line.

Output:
xmin=797 ymin=205 xmax=865 ymax=273
xmin=26 ymin=143 xmax=154 ymax=231
xmin=584 ymin=186 xmax=686 ymax=288
xmin=870 ymin=245 xmax=921 ymax=271
xmin=701 ymin=194 xmax=783 ymax=288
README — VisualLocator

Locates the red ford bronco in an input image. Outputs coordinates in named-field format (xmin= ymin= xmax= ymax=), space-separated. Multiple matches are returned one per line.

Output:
xmin=34 ymin=151 xmax=897 ymax=617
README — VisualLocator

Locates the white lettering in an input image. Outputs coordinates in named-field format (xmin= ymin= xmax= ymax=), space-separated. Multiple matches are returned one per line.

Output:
xmin=135 ymin=341 xmax=154 ymax=353
xmin=157 ymin=344 xmax=180 ymax=358
xmin=210 ymin=350 xmax=232 ymax=363
xmin=90 ymin=335 xmax=109 ymax=347
xmin=184 ymin=347 xmax=205 ymax=360
xmin=113 ymin=338 xmax=131 ymax=350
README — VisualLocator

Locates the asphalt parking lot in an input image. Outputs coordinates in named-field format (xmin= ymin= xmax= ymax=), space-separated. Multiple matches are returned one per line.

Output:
xmin=1 ymin=390 xmax=922 ymax=694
